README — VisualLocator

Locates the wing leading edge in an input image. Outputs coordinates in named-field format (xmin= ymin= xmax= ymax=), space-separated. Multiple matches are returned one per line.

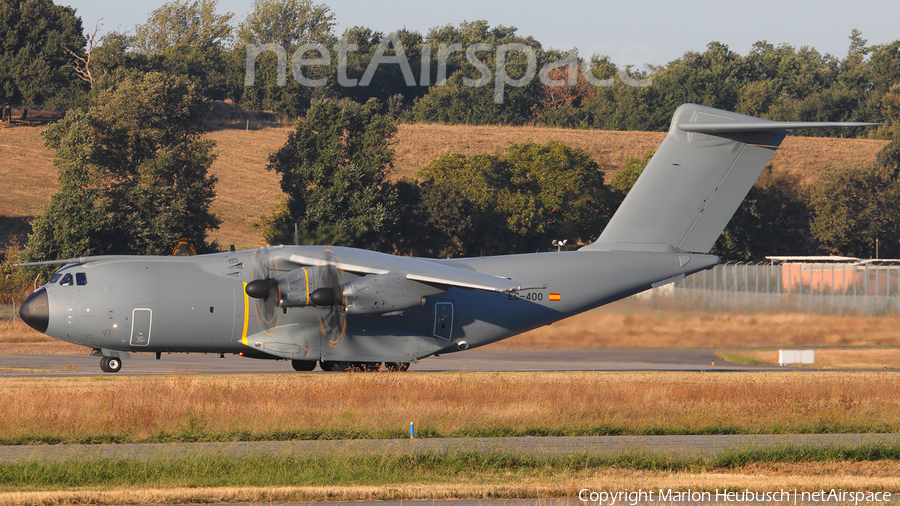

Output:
xmin=288 ymin=250 xmax=544 ymax=293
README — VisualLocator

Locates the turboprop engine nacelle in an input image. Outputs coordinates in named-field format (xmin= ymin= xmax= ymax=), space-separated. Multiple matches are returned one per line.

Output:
xmin=342 ymin=274 xmax=446 ymax=315
xmin=249 ymin=269 xmax=449 ymax=314
xmin=273 ymin=268 xmax=318 ymax=308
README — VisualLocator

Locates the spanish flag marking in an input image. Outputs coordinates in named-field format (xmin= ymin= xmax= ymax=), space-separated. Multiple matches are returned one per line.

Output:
xmin=549 ymin=293 xmax=561 ymax=301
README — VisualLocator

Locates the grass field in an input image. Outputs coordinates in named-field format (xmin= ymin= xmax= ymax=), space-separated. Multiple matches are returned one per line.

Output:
xmin=2 ymin=447 xmax=899 ymax=505
xmin=484 ymin=304 xmax=900 ymax=350
xmin=0 ymin=123 xmax=887 ymax=250
xmin=719 ymin=349 xmax=900 ymax=369
xmin=1 ymin=371 xmax=897 ymax=445
xmin=2 ymin=301 xmax=900 ymax=357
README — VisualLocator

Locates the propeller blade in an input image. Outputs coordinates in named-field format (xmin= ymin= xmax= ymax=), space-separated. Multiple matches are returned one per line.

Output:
xmin=315 ymin=248 xmax=348 ymax=345
xmin=249 ymin=245 xmax=280 ymax=333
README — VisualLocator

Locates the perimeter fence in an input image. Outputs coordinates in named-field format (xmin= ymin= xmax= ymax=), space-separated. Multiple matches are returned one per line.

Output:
xmin=633 ymin=262 xmax=900 ymax=316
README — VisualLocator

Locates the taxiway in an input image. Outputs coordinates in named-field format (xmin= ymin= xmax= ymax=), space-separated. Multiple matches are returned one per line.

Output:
xmin=0 ymin=348 xmax=792 ymax=376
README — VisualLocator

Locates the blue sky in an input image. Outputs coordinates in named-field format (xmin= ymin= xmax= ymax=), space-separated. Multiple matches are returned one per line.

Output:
xmin=65 ymin=0 xmax=899 ymax=68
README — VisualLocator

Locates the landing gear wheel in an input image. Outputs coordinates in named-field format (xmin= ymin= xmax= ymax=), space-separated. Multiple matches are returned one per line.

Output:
xmin=349 ymin=362 xmax=379 ymax=372
xmin=320 ymin=360 xmax=353 ymax=372
xmin=384 ymin=362 xmax=410 ymax=372
xmin=100 ymin=356 xmax=121 ymax=373
xmin=291 ymin=360 xmax=317 ymax=372
xmin=332 ymin=361 xmax=354 ymax=372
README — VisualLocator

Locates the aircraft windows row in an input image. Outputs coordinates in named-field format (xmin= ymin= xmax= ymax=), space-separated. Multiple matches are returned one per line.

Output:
xmin=56 ymin=273 xmax=88 ymax=286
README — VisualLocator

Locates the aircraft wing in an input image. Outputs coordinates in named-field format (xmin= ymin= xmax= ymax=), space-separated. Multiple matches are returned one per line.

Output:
xmin=402 ymin=270 xmax=544 ymax=293
xmin=288 ymin=249 xmax=544 ymax=293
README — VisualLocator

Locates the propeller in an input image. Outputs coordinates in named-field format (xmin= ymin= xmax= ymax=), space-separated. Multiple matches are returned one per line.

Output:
xmin=313 ymin=248 xmax=347 ymax=347
xmin=246 ymin=245 xmax=280 ymax=333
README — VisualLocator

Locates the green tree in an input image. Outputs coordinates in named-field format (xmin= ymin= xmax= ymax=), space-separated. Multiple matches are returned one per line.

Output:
xmin=130 ymin=0 xmax=234 ymax=100
xmin=263 ymin=98 xmax=399 ymax=249
xmin=0 ymin=0 xmax=88 ymax=110
xmin=608 ymin=150 xmax=654 ymax=197
xmin=809 ymin=160 xmax=900 ymax=258
xmin=22 ymin=72 xmax=220 ymax=262
xmin=412 ymin=20 xmax=548 ymax=125
xmin=232 ymin=0 xmax=335 ymax=115
xmin=131 ymin=0 xmax=233 ymax=54
xmin=711 ymin=166 xmax=814 ymax=261
xmin=417 ymin=141 xmax=612 ymax=256
xmin=237 ymin=0 xmax=334 ymax=48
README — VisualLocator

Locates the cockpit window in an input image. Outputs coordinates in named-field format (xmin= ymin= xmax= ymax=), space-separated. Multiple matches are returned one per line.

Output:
xmin=60 ymin=273 xmax=73 ymax=286
xmin=76 ymin=273 xmax=87 ymax=286
xmin=49 ymin=273 xmax=62 ymax=284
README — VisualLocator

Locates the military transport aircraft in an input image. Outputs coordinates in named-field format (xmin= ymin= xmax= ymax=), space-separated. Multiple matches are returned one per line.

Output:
xmin=17 ymin=104 xmax=877 ymax=372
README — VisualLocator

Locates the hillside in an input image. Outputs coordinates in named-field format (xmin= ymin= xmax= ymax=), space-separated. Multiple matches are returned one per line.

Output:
xmin=0 ymin=123 xmax=887 ymax=251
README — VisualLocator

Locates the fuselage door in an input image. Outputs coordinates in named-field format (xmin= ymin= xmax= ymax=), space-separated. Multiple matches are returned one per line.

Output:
xmin=433 ymin=302 xmax=453 ymax=340
xmin=130 ymin=308 xmax=152 ymax=346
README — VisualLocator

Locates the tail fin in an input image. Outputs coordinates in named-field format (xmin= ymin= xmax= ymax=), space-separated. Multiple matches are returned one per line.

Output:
xmin=583 ymin=104 xmax=877 ymax=253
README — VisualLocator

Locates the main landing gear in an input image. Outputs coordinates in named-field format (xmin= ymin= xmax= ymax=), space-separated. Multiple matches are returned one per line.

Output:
xmin=291 ymin=359 xmax=318 ymax=371
xmin=316 ymin=361 xmax=410 ymax=372
xmin=99 ymin=356 xmax=122 ymax=373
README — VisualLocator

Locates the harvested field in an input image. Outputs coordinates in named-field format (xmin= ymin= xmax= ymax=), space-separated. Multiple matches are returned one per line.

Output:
xmin=1 ymin=371 xmax=897 ymax=444
xmin=0 ymin=123 xmax=886 ymax=250
xmin=203 ymin=128 xmax=288 ymax=248
xmin=392 ymin=125 xmax=886 ymax=184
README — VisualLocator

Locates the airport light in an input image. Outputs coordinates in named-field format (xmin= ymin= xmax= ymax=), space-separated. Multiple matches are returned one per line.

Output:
xmin=551 ymin=239 xmax=568 ymax=252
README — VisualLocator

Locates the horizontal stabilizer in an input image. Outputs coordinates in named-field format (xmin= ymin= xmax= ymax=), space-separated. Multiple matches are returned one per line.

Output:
xmin=679 ymin=121 xmax=879 ymax=134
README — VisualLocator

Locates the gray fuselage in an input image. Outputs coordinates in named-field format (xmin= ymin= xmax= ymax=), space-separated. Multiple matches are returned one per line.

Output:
xmin=35 ymin=246 xmax=717 ymax=363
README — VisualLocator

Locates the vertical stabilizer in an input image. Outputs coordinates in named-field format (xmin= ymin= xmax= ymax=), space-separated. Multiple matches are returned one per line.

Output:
xmin=582 ymin=104 xmax=877 ymax=253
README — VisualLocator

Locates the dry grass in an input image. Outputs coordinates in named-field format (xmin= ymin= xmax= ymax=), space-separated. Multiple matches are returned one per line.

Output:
xmin=391 ymin=124 xmax=666 ymax=180
xmin=722 ymin=349 xmax=900 ymax=369
xmin=1 ymin=371 xmax=898 ymax=442
xmin=775 ymin=136 xmax=887 ymax=184
xmin=0 ymin=322 xmax=86 ymax=355
xmin=0 ymin=125 xmax=57 ymax=247
xmin=3 ymin=466 xmax=899 ymax=506
xmin=490 ymin=304 xmax=900 ymax=350
xmin=392 ymin=126 xmax=886 ymax=183
xmin=0 ymin=126 xmax=57 ymax=217
xmin=0 ymin=123 xmax=886 ymax=250
xmin=2 ymin=305 xmax=900 ymax=355
xmin=203 ymin=128 xmax=289 ymax=248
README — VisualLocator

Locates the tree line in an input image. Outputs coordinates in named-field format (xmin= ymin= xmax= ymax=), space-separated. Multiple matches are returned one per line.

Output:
xmin=4 ymin=0 xmax=900 ymax=137
xmin=3 ymin=0 xmax=900 ymax=299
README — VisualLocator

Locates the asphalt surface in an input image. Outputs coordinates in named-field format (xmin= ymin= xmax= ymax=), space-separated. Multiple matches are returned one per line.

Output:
xmin=3 ymin=434 xmax=898 ymax=463
xmin=0 ymin=348 xmax=793 ymax=376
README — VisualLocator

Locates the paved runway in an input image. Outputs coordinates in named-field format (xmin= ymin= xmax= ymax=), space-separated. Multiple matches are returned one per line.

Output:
xmin=2 ymin=433 xmax=898 ymax=463
xmin=0 ymin=349 xmax=792 ymax=376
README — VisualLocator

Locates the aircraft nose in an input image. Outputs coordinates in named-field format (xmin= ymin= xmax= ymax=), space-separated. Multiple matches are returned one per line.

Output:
xmin=20 ymin=287 xmax=49 ymax=333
